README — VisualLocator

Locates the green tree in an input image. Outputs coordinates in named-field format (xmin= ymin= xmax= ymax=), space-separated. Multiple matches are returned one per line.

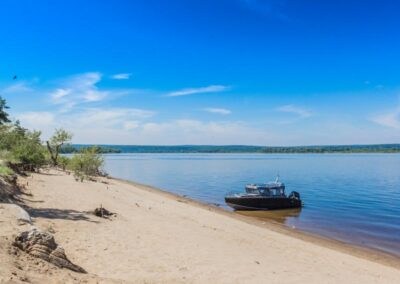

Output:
xmin=0 ymin=96 xmax=11 ymax=125
xmin=11 ymin=130 xmax=47 ymax=171
xmin=46 ymin=128 xmax=73 ymax=166
xmin=0 ymin=123 xmax=46 ymax=172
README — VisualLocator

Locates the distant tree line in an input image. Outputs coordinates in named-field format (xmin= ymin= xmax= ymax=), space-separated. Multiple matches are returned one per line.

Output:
xmin=60 ymin=144 xmax=400 ymax=154
xmin=60 ymin=145 xmax=121 ymax=154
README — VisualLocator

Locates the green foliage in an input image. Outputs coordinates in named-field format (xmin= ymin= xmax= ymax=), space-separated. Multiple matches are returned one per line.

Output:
xmin=68 ymin=147 xmax=104 ymax=181
xmin=46 ymin=128 xmax=73 ymax=165
xmin=58 ymin=156 xmax=71 ymax=171
xmin=0 ymin=123 xmax=46 ymax=171
xmin=0 ymin=165 xmax=14 ymax=176
xmin=0 ymin=155 xmax=14 ymax=177
xmin=0 ymin=96 xmax=10 ymax=125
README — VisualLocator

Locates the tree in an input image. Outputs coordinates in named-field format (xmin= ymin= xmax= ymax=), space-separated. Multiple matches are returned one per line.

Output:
xmin=11 ymin=130 xmax=47 ymax=171
xmin=46 ymin=129 xmax=72 ymax=166
xmin=0 ymin=123 xmax=46 ymax=172
xmin=0 ymin=96 xmax=10 ymax=125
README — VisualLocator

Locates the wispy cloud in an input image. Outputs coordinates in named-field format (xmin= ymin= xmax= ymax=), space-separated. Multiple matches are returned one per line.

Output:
xmin=14 ymin=109 xmax=273 ymax=145
xmin=276 ymin=104 xmax=312 ymax=118
xmin=2 ymin=81 xmax=33 ymax=94
xmin=167 ymin=85 xmax=230 ymax=97
xmin=17 ymin=111 xmax=55 ymax=127
xmin=111 ymin=73 xmax=132 ymax=80
xmin=15 ymin=107 xmax=156 ymax=139
xmin=371 ymin=108 xmax=400 ymax=129
xmin=203 ymin=108 xmax=232 ymax=115
xmin=50 ymin=72 xmax=110 ymax=111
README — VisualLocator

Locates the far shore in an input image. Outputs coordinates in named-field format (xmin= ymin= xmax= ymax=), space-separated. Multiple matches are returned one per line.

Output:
xmin=1 ymin=169 xmax=400 ymax=283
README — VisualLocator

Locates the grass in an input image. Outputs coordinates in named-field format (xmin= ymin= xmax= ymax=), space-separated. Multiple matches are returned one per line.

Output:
xmin=0 ymin=160 xmax=14 ymax=176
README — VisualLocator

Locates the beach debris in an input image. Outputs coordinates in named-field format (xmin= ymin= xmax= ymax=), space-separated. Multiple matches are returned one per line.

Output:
xmin=135 ymin=202 xmax=140 ymax=207
xmin=255 ymin=261 xmax=260 ymax=265
xmin=93 ymin=205 xmax=115 ymax=218
xmin=177 ymin=199 xmax=188 ymax=203
xmin=208 ymin=202 xmax=221 ymax=207
xmin=13 ymin=228 xmax=86 ymax=273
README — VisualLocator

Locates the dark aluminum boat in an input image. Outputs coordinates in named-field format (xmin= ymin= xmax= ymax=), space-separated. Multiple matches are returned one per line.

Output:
xmin=225 ymin=176 xmax=302 ymax=210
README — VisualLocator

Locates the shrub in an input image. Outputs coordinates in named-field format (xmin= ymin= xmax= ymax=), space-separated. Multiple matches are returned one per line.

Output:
xmin=68 ymin=147 xmax=104 ymax=181
xmin=0 ymin=165 xmax=14 ymax=177
xmin=58 ymin=156 xmax=70 ymax=171
xmin=0 ymin=124 xmax=46 ymax=172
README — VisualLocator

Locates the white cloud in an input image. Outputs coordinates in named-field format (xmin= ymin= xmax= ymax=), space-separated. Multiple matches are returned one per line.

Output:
xmin=123 ymin=121 xmax=140 ymax=130
xmin=167 ymin=85 xmax=230 ymax=97
xmin=51 ymin=88 xmax=71 ymax=100
xmin=50 ymin=72 xmax=109 ymax=109
xmin=77 ymin=108 xmax=155 ymax=127
xmin=371 ymin=108 xmax=400 ymax=129
xmin=2 ymin=82 xmax=33 ymax=94
xmin=111 ymin=73 xmax=132 ymax=80
xmin=132 ymin=119 xmax=272 ymax=145
xmin=276 ymin=104 xmax=312 ymax=118
xmin=14 ymin=107 xmax=156 ymax=141
xmin=17 ymin=112 xmax=55 ymax=129
xmin=203 ymin=108 xmax=231 ymax=115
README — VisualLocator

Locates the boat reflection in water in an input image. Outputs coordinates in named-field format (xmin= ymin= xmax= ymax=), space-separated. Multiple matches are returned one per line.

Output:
xmin=236 ymin=207 xmax=302 ymax=225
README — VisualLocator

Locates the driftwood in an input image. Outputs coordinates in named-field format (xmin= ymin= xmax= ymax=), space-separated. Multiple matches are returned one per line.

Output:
xmin=13 ymin=229 xmax=86 ymax=273
xmin=93 ymin=206 xmax=115 ymax=218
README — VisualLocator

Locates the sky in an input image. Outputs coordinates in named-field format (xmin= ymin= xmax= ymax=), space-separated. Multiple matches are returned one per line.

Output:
xmin=1 ymin=0 xmax=400 ymax=146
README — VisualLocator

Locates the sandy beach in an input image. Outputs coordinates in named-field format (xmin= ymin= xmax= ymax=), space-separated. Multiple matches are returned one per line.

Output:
xmin=1 ymin=169 xmax=400 ymax=283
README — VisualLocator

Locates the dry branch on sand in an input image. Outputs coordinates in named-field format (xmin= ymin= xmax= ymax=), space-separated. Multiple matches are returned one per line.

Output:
xmin=93 ymin=206 xmax=115 ymax=218
xmin=13 ymin=228 xmax=86 ymax=273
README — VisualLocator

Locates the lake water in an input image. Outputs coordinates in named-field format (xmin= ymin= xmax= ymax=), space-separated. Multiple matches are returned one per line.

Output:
xmin=103 ymin=153 xmax=400 ymax=257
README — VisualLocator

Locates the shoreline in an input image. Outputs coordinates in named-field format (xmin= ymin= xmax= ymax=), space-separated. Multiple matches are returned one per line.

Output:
xmin=113 ymin=176 xmax=400 ymax=270
xmin=2 ymin=169 xmax=400 ymax=283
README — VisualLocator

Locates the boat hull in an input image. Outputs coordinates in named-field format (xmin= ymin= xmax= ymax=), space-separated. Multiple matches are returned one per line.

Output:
xmin=225 ymin=196 xmax=302 ymax=211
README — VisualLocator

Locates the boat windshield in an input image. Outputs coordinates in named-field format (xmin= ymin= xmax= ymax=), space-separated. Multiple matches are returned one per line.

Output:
xmin=246 ymin=184 xmax=285 ymax=194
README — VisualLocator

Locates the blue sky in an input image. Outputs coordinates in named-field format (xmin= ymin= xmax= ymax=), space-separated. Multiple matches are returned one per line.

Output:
xmin=1 ymin=0 xmax=400 ymax=145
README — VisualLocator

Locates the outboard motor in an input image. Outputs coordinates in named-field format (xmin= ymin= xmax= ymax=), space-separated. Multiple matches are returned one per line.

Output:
xmin=288 ymin=191 xmax=300 ymax=200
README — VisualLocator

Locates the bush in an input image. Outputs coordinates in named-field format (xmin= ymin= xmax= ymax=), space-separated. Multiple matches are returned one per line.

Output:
xmin=0 ymin=165 xmax=14 ymax=177
xmin=0 ymin=124 xmax=46 ymax=172
xmin=68 ymin=147 xmax=104 ymax=181
xmin=58 ymin=156 xmax=71 ymax=171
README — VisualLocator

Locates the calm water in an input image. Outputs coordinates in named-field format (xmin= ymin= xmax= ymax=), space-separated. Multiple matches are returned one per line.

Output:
xmin=103 ymin=153 xmax=400 ymax=256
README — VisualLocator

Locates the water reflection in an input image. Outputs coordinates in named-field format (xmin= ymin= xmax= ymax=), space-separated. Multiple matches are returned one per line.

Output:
xmin=236 ymin=208 xmax=302 ymax=224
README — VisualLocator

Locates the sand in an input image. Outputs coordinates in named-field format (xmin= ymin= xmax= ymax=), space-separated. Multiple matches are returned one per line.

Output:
xmin=1 ymin=169 xmax=400 ymax=283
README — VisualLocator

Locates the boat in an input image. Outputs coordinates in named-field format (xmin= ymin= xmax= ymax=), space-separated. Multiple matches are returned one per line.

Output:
xmin=224 ymin=176 xmax=302 ymax=210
